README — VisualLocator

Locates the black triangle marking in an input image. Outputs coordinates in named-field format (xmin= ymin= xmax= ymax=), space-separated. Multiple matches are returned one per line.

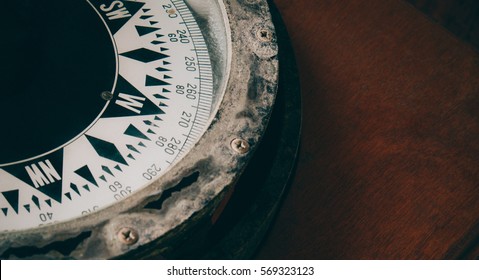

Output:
xmin=99 ymin=175 xmax=107 ymax=182
xmin=127 ymin=144 xmax=140 ymax=153
xmin=163 ymin=61 xmax=171 ymax=65
xmin=160 ymin=47 xmax=169 ymax=52
xmin=159 ymin=102 xmax=168 ymax=107
xmin=153 ymin=93 xmax=168 ymax=100
xmin=146 ymin=75 xmax=170 ymax=87
xmin=140 ymin=15 xmax=153 ymax=20
xmin=82 ymin=185 xmax=90 ymax=192
xmin=154 ymin=116 xmax=162 ymax=121
xmin=135 ymin=25 xmax=160 ymax=36
xmin=24 ymin=204 xmax=31 ymax=213
xmin=32 ymin=195 xmax=40 ymax=210
xmin=138 ymin=142 xmax=146 ymax=147
xmin=163 ymin=88 xmax=171 ymax=93
xmin=86 ymin=135 xmax=128 ymax=166
xmin=120 ymin=48 xmax=168 ymax=63
xmin=2 ymin=190 xmax=19 ymax=214
xmin=150 ymin=21 xmax=158 ymax=25
xmin=163 ymin=75 xmax=172 ymax=79
xmin=151 ymin=40 xmax=166 ymax=45
xmin=45 ymin=199 xmax=52 ymax=207
xmin=103 ymin=75 xmax=166 ymax=118
xmin=143 ymin=120 xmax=158 ymax=127
xmin=1 ymin=208 xmax=7 ymax=216
xmin=127 ymin=154 xmax=135 ymax=160
xmin=147 ymin=129 xmax=156 ymax=134
xmin=142 ymin=8 xmax=151 ymax=12
xmin=75 ymin=165 xmax=98 ymax=187
xmin=102 ymin=166 xmax=114 ymax=177
xmin=124 ymin=124 xmax=150 ymax=140
xmin=156 ymin=33 xmax=164 ymax=38
xmin=114 ymin=165 xmax=123 ymax=172
xmin=65 ymin=192 xmax=72 ymax=200
xmin=156 ymin=66 xmax=170 ymax=72
xmin=3 ymin=150 xmax=64 ymax=203
xmin=70 ymin=183 xmax=81 ymax=196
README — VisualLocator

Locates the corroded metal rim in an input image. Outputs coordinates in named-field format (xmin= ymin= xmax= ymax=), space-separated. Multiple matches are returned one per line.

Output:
xmin=0 ymin=0 xmax=278 ymax=259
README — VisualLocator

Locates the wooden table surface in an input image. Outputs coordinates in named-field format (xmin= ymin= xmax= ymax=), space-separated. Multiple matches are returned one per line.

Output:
xmin=256 ymin=0 xmax=479 ymax=259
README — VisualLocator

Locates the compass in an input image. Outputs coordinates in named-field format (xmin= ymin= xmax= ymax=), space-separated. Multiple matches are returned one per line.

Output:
xmin=0 ymin=0 xmax=299 ymax=259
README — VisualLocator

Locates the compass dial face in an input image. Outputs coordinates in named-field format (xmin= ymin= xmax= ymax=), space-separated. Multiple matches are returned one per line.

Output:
xmin=0 ymin=0 xmax=215 ymax=231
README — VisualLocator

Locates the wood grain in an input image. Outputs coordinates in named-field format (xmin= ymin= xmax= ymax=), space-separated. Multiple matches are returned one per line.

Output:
xmin=256 ymin=0 xmax=479 ymax=259
xmin=407 ymin=0 xmax=479 ymax=48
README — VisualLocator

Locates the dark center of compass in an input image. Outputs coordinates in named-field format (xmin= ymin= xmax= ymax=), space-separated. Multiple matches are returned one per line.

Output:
xmin=0 ymin=1 xmax=116 ymax=165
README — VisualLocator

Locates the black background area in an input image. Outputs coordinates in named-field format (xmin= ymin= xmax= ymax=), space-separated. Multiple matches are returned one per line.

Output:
xmin=0 ymin=0 xmax=116 ymax=164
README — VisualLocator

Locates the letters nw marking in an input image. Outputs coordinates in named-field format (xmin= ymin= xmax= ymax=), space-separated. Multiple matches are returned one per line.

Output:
xmin=25 ymin=160 xmax=62 ymax=188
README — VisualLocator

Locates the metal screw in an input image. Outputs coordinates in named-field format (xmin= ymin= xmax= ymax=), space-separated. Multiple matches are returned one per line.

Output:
xmin=257 ymin=28 xmax=273 ymax=42
xmin=231 ymin=138 xmax=250 ymax=154
xmin=117 ymin=227 xmax=139 ymax=245
xmin=101 ymin=91 xmax=113 ymax=101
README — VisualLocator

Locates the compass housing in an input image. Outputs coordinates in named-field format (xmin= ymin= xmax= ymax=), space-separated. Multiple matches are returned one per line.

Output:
xmin=0 ymin=0 xmax=278 ymax=259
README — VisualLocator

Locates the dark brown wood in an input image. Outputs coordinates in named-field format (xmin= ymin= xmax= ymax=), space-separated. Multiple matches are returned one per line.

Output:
xmin=407 ymin=0 xmax=479 ymax=49
xmin=256 ymin=0 xmax=479 ymax=259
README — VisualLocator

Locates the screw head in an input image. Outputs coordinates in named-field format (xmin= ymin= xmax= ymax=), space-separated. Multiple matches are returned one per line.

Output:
xmin=101 ymin=91 xmax=113 ymax=101
xmin=117 ymin=227 xmax=139 ymax=245
xmin=231 ymin=138 xmax=250 ymax=154
xmin=256 ymin=28 xmax=273 ymax=42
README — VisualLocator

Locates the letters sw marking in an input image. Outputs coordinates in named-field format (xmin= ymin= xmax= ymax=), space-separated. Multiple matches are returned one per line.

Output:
xmin=100 ymin=1 xmax=131 ymax=20
xmin=25 ymin=160 xmax=62 ymax=188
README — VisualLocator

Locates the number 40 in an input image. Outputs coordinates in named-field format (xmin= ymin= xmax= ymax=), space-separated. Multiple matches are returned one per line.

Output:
xmin=39 ymin=212 xmax=53 ymax=222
